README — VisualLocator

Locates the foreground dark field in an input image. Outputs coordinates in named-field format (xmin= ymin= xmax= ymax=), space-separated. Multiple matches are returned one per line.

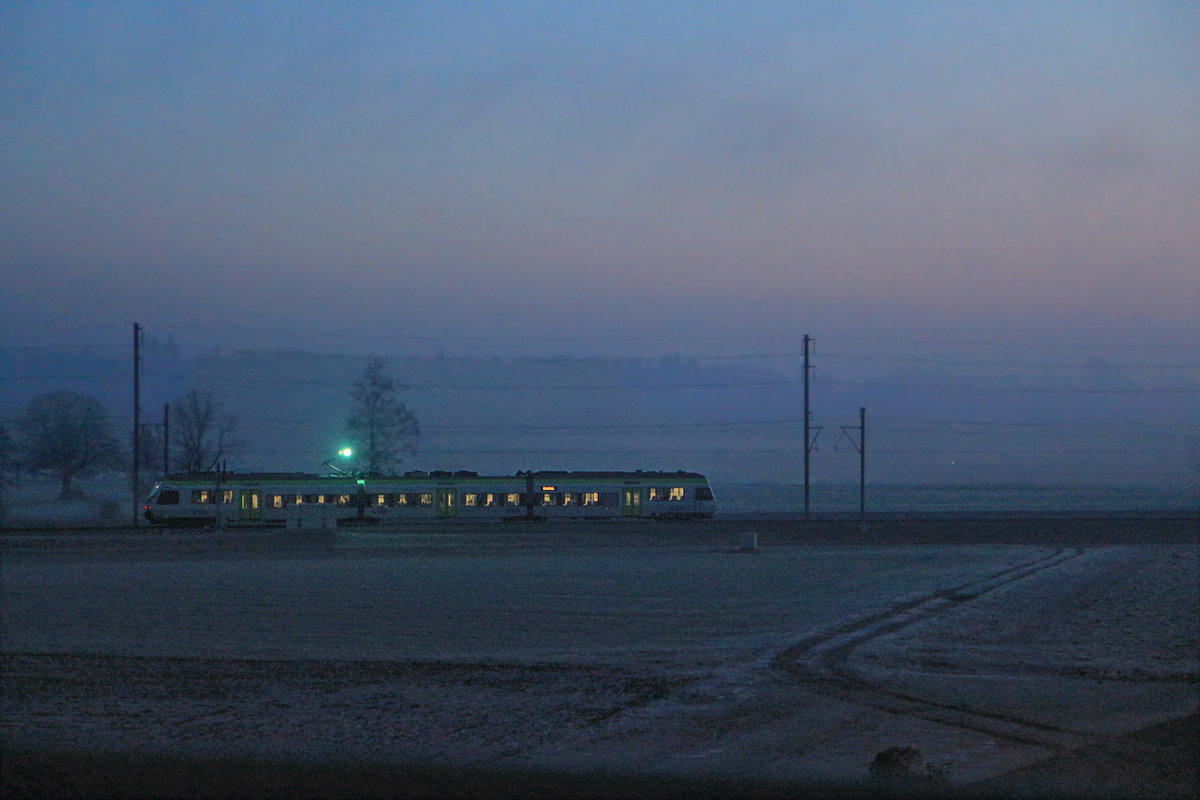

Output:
xmin=4 ymin=713 xmax=1197 ymax=799
xmin=2 ymin=516 xmax=1197 ymax=799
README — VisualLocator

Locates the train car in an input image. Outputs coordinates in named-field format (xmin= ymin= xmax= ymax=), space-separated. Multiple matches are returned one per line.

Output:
xmin=143 ymin=469 xmax=717 ymax=527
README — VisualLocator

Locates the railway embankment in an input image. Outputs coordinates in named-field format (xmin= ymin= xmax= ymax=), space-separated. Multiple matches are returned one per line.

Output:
xmin=0 ymin=512 xmax=1196 ymax=554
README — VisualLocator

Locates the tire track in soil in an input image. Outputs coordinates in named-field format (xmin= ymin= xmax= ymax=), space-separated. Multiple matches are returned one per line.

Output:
xmin=773 ymin=546 xmax=1097 ymax=753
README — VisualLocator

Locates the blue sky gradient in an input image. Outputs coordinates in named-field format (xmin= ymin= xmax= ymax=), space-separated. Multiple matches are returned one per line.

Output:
xmin=2 ymin=1 xmax=1197 ymax=353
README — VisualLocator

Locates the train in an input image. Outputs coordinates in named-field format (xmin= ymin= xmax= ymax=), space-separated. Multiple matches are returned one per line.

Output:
xmin=142 ymin=469 xmax=717 ymax=527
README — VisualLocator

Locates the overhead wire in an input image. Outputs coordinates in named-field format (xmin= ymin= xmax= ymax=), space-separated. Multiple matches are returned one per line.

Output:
xmin=4 ymin=328 xmax=1196 ymax=486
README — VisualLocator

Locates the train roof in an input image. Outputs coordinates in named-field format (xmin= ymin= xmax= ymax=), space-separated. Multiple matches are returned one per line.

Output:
xmin=527 ymin=470 xmax=708 ymax=480
xmin=159 ymin=471 xmax=322 ymax=481
xmin=155 ymin=469 xmax=708 ymax=482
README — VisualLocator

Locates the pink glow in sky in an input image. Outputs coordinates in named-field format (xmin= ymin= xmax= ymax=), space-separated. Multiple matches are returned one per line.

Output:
xmin=1 ymin=1 xmax=1197 ymax=353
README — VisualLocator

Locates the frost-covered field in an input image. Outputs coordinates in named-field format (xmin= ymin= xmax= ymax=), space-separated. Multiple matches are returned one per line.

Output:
xmin=0 ymin=473 xmax=133 ymax=523
xmin=2 ymin=525 xmax=1197 ymax=794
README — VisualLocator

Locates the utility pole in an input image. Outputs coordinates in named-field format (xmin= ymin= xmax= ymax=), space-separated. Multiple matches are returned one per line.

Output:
xmin=858 ymin=406 xmax=866 ymax=527
xmin=132 ymin=323 xmax=141 ymax=527
xmin=837 ymin=407 xmax=867 ymax=530
xmin=803 ymin=334 xmax=812 ymax=520
xmin=163 ymin=402 xmax=170 ymax=476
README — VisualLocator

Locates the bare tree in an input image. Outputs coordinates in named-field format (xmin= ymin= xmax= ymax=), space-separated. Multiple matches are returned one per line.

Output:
xmin=344 ymin=357 xmax=419 ymax=475
xmin=171 ymin=387 xmax=241 ymax=472
xmin=17 ymin=391 xmax=125 ymax=499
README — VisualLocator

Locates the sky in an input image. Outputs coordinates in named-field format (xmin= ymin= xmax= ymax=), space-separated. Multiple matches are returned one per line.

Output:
xmin=2 ymin=0 xmax=1197 ymax=355
xmin=1 ymin=2 xmax=1198 ymax=490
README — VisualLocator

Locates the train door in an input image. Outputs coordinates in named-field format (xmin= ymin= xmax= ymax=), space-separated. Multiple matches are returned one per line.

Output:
xmin=621 ymin=487 xmax=642 ymax=517
xmin=436 ymin=488 xmax=457 ymax=518
xmin=238 ymin=489 xmax=262 ymax=521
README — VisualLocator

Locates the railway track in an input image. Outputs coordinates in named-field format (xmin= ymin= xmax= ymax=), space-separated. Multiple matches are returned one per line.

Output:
xmin=773 ymin=546 xmax=1099 ymax=753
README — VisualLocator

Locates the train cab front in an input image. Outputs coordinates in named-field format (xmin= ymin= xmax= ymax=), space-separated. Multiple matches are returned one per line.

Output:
xmin=143 ymin=483 xmax=160 ymax=524
xmin=142 ymin=482 xmax=178 ymax=525
xmin=695 ymin=484 xmax=716 ymax=518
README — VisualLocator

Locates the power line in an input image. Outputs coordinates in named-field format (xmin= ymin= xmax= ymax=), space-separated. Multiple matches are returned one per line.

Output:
xmin=141 ymin=324 xmax=803 ymax=346
xmin=829 ymin=380 xmax=1198 ymax=395
xmin=820 ymin=352 xmax=1200 ymax=369
xmin=5 ymin=411 xmax=1192 ymax=432
xmin=213 ymin=445 xmax=1196 ymax=457
xmin=11 ymin=320 xmax=1196 ymax=353
xmin=0 ymin=323 xmax=129 ymax=333
xmin=0 ymin=414 xmax=130 ymax=425
xmin=0 ymin=344 xmax=130 ymax=353
xmin=236 ymin=418 xmax=809 ymax=430
xmin=11 ymin=370 xmax=1189 ymax=395
xmin=187 ymin=376 xmax=802 ymax=390
xmin=873 ymin=419 xmax=1200 ymax=431
xmin=830 ymin=335 xmax=1200 ymax=350
xmin=0 ymin=374 xmax=129 ymax=382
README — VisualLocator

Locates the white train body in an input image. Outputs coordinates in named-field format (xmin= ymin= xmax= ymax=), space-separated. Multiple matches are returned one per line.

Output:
xmin=143 ymin=469 xmax=716 ymax=527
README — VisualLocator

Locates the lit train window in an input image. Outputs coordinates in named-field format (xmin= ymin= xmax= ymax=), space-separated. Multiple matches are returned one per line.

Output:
xmin=669 ymin=487 xmax=685 ymax=501
xmin=221 ymin=490 xmax=234 ymax=504
xmin=582 ymin=492 xmax=599 ymax=506
xmin=562 ymin=492 xmax=575 ymax=506
xmin=506 ymin=493 xmax=520 ymax=505
xmin=464 ymin=493 xmax=479 ymax=507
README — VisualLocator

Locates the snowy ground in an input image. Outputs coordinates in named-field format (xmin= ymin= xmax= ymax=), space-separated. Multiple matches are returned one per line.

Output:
xmin=2 ymin=523 xmax=1197 ymax=795
xmin=0 ymin=473 xmax=133 ymax=524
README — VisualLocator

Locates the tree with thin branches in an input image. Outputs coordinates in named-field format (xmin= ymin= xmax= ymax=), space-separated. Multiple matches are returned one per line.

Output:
xmin=344 ymin=357 xmax=419 ymax=475
xmin=171 ymin=387 xmax=241 ymax=472
xmin=17 ymin=391 xmax=125 ymax=498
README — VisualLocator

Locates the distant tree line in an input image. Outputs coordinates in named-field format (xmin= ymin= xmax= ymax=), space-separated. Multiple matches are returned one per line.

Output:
xmin=0 ymin=386 xmax=245 ymax=503
xmin=0 ymin=359 xmax=419 ymax=514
